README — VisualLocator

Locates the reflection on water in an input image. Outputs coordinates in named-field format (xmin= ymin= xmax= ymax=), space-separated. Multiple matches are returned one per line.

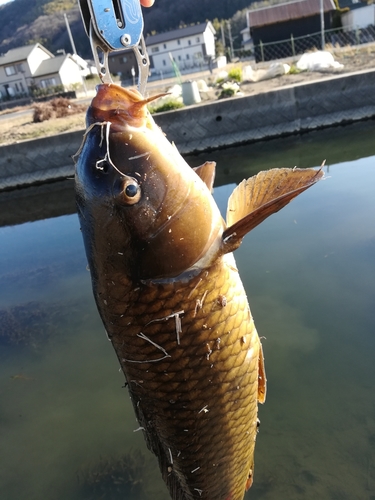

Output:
xmin=0 ymin=124 xmax=375 ymax=500
xmin=239 ymin=159 xmax=375 ymax=500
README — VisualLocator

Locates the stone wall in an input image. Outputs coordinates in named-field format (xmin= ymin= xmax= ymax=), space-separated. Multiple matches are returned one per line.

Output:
xmin=1 ymin=68 xmax=375 ymax=191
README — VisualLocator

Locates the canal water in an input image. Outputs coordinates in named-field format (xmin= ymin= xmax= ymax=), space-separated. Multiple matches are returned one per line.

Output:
xmin=0 ymin=121 xmax=374 ymax=500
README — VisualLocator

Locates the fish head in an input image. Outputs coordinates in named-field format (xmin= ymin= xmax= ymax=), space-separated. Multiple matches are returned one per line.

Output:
xmin=75 ymin=84 xmax=224 ymax=281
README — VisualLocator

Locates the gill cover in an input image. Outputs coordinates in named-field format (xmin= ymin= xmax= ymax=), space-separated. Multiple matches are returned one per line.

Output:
xmin=75 ymin=84 xmax=224 ymax=281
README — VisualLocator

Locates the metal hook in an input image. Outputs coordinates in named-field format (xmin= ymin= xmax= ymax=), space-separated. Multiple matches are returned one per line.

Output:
xmin=79 ymin=0 xmax=149 ymax=93
xmin=89 ymin=22 xmax=113 ymax=84
xmin=133 ymin=35 xmax=149 ymax=96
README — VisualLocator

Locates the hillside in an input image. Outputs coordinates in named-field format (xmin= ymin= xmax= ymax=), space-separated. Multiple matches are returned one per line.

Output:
xmin=0 ymin=0 xmax=256 ymax=59
xmin=0 ymin=1 xmax=91 ymax=58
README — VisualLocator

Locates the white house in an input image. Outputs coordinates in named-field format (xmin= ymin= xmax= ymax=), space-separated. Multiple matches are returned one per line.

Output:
xmin=0 ymin=44 xmax=52 ymax=98
xmin=145 ymin=22 xmax=216 ymax=75
xmin=0 ymin=43 xmax=84 ymax=99
xmin=341 ymin=3 xmax=375 ymax=31
xmin=32 ymin=54 xmax=83 ymax=90
xmin=71 ymin=53 xmax=98 ymax=78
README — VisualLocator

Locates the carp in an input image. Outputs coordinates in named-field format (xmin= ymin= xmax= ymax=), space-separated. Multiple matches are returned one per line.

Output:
xmin=74 ymin=84 xmax=323 ymax=500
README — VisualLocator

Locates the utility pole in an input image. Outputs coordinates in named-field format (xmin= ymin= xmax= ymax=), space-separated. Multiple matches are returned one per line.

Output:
xmin=221 ymin=22 xmax=226 ymax=51
xmin=320 ymin=0 xmax=325 ymax=50
xmin=64 ymin=13 xmax=87 ymax=96
xmin=227 ymin=21 xmax=234 ymax=60
xmin=64 ymin=13 xmax=77 ymax=55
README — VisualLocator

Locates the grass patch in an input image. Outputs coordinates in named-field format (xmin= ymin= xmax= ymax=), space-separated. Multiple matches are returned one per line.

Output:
xmin=149 ymin=100 xmax=184 ymax=114
xmin=228 ymin=67 xmax=243 ymax=83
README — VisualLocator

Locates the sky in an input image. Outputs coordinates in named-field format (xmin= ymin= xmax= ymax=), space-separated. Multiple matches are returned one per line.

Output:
xmin=0 ymin=0 xmax=14 ymax=5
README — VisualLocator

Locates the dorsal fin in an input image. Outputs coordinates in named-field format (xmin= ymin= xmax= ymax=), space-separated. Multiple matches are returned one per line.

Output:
xmin=193 ymin=161 xmax=216 ymax=192
xmin=222 ymin=167 xmax=324 ymax=254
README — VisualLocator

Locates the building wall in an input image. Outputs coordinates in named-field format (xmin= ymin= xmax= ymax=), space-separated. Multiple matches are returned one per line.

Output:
xmin=0 ymin=46 xmax=54 ymax=98
xmin=252 ymin=13 xmax=333 ymax=61
xmin=251 ymin=13 xmax=333 ymax=45
xmin=203 ymin=28 xmax=215 ymax=57
xmin=342 ymin=5 xmax=375 ymax=30
xmin=33 ymin=58 xmax=82 ymax=91
xmin=108 ymin=49 xmax=138 ymax=80
xmin=0 ymin=61 xmax=31 ymax=97
xmin=27 ymin=46 xmax=52 ymax=75
xmin=33 ymin=73 xmax=62 ymax=89
xmin=148 ymin=27 xmax=215 ymax=74
xmin=58 ymin=58 xmax=83 ymax=90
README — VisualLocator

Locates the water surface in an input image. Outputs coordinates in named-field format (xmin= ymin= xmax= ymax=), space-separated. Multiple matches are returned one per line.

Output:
xmin=0 ymin=123 xmax=374 ymax=500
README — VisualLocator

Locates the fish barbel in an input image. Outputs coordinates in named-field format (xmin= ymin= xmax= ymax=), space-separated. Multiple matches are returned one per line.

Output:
xmin=74 ymin=84 xmax=323 ymax=500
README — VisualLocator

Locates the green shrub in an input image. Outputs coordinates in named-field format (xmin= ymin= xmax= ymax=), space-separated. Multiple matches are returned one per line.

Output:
xmin=218 ymin=88 xmax=237 ymax=99
xmin=149 ymin=100 xmax=184 ymax=114
xmin=29 ymin=84 xmax=64 ymax=98
xmin=228 ymin=67 xmax=243 ymax=83
xmin=215 ymin=77 xmax=225 ymax=85
xmin=218 ymin=81 xmax=240 ymax=99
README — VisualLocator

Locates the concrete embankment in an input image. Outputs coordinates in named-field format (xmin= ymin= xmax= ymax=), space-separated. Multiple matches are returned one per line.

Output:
xmin=1 ymin=68 xmax=375 ymax=191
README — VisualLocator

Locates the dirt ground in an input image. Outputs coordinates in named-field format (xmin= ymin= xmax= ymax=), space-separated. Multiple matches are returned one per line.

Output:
xmin=1 ymin=44 xmax=374 ymax=147
xmin=239 ymin=43 xmax=375 ymax=96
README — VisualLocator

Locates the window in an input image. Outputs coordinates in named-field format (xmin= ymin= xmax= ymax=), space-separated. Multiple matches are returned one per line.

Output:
xmin=162 ymin=59 xmax=166 ymax=66
xmin=177 ymin=40 xmax=181 ymax=45
xmin=186 ymin=54 xmax=190 ymax=60
xmin=16 ymin=63 xmax=24 ymax=73
xmin=122 ymin=56 xmax=128 ymax=63
xmin=194 ymin=52 xmax=203 ymax=60
xmin=163 ymin=43 xmax=167 ymax=49
xmin=178 ymin=55 xmax=181 ymax=61
xmin=15 ymin=83 xmax=19 ymax=92
xmin=40 ymin=78 xmax=57 ymax=88
xmin=19 ymin=82 xmax=24 ymax=92
xmin=196 ymin=37 xmax=200 ymax=42
xmin=5 ymin=65 xmax=16 ymax=76
xmin=151 ymin=46 xmax=159 ymax=53
xmin=188 ymin=40 xmax=191 ymax=46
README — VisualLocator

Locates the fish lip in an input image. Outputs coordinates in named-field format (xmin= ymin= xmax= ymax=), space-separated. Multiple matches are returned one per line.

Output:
xmin=88 ymin=84 xmax=164 ymax=130
xmin=87 ymin=84 xmax=145 ymax=129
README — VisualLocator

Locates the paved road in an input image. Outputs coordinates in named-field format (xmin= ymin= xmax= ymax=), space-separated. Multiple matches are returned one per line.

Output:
xmin=0 ymin=108 xmax=33 ymax=122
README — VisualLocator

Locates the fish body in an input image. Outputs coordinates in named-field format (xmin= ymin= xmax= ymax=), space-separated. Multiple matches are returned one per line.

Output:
xmin=75 ymin=84 xmax=323 ymax=500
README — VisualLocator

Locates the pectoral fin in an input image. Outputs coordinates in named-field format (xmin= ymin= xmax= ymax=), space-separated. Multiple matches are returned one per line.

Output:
xmin=193 ymin=161 xmax=216 ymax=192
xmin=222 ymin=166 xmax=324 ymax=253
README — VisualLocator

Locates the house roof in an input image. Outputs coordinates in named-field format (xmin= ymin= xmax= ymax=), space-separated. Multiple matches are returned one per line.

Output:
xmin=32 ymin=55 xmax=75 ymax=77
xmin=248 ymin=0 xmax=337 ymax=28
xmin=0 ymin=44 xmax=53 ymax=65
xmin=145 ymin=22 xmax=215 ymax=46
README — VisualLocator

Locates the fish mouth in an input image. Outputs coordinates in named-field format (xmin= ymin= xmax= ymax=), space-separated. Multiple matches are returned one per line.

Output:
xmin=88 ymin=84 xmax=166 ymax=129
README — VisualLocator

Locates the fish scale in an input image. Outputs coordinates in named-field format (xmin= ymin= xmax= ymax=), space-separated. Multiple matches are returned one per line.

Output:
xmin=100 ymin=255 xmax=261 ymax=500
xmin=75 ymin=83 xmax=323 ymax=500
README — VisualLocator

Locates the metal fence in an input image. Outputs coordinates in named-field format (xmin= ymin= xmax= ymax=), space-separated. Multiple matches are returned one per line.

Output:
xmin=247 ymin=25 xmax=375 ymax=63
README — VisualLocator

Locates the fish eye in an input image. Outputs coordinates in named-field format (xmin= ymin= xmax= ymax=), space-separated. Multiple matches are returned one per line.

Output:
xmin=123 ymin=178 xmax=141 ymax=205
xmin=125 ymin=184 xmax=138 ymax=197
